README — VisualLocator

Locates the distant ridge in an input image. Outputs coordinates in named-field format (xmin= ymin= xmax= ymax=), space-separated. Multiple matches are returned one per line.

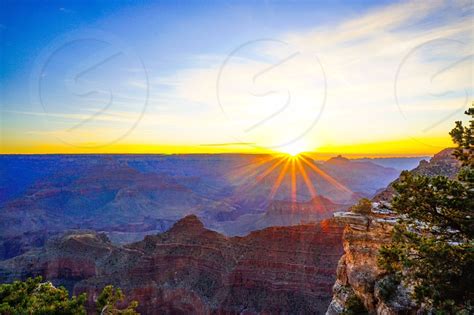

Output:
xmin=374 ymin=148 xmax=460 ymax=202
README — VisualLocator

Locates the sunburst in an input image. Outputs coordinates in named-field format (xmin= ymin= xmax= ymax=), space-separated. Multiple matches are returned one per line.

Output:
xmin=226 ymin=150 xmax=352 ymax=216
xmin=279 ymin=142 xmax=308 ymax=157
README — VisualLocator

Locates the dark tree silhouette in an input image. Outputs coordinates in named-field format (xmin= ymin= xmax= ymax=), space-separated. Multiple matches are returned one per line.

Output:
xmin=379 ymin=106 xmax=474 ymax=313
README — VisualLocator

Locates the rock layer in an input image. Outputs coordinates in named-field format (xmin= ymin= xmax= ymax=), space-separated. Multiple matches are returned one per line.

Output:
xmin=327 ymin=150 xmax=459 ymax=314
xmin=0 ymin=215 xmax=344 ymax=314
xmin=326 ymin=212 xmax=402 ymax=314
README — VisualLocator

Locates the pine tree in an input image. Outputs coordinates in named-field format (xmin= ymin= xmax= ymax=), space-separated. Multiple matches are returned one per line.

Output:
xmin=0 ymin=277 xmax=139 ymax=315
xmin=349 ymin=198 xmax=372 ymax=215
xmin=97 ymin=285 xmax=139 ymax=315
xmin=378 ymin=106 xmax=474 ymax=313
xmin=0 ymin=276 xmax=87 ymax=314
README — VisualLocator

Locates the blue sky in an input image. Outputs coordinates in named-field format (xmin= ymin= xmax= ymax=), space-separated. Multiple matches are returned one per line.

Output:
xmin=1 ymin=0 xmax=472 ymax=155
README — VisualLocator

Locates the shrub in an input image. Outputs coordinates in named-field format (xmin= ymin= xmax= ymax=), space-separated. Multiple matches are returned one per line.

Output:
xmin=342 ymin=293 xmax=368 ymax=315
xmin=0 ymin=277 xmax=139 ymax=315
xmin=97 ymin=285 xmax=139 ymax=315
xmin=349 ymin=198 xmax=372 ymax=215
xmin=0 ymin=276 xmax=86 ymax=314
xmin=376 ymin=275 xmax=400 ymax=302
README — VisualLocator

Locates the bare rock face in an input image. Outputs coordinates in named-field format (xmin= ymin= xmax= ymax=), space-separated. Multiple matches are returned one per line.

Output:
xmin=410 ymin=148 xmax=460 ymax=178
xmin=327 ymin=148 xmax=462 ymax=314
xmin=326 ymin=211 xmax=420 ymax=314
xmin=374 ymin=148 xmax=460 ymax=202
xmin=326 ymin=212 xmax=394 ymax=314
xmin=0 ymin=215 xmax=344 ymax=314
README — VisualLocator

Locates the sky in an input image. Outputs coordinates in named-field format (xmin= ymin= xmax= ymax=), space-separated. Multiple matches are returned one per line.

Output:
xmin=0 ymin=0 xmax=472 ymax=156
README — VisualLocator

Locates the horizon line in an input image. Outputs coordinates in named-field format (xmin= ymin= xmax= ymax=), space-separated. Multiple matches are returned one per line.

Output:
xmin=0 ymin=151 xmax=434 ymax=159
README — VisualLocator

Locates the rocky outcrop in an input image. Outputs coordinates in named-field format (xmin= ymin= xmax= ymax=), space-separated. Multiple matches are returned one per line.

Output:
xmin=374 ymin=148 xmax=460 ymax=202
xmin=327 ymin=149 xmax=460 ymax=314
xmin=0 ymin=230 xmax=58 ymax=260
xmin=326 ymin=211 xmax=415 ymax=314
xmin=0 ymin=215 xmax=345 ymax=314
xmin=328 ymin=207 xmax=426 ymax=314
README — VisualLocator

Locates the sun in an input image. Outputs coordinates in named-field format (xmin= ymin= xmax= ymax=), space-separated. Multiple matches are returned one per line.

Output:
xmin=279 ymin=141 xmax=308 ymax=157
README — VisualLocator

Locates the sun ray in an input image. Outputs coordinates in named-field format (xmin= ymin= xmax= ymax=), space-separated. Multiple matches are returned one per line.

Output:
xmin=269 ymin=157 xmax=290 ymax=199
xmin=299 ymin=154 xmax=352 ymax=194
xmin=239 ymin=156 xmax=277 ymax=180
xmin=255 ymin=156 xmax=287 ymax=183
xmin=224 ymin=151 xmax=351 ymax=220
xmin=290 ymin=158 xmax=297 ymax=204
xmin=225 ymin=155 xmax=277 ymax=190
xmin=295 ymin=158 xmax=317 ymax=199
xmin=227 ymin=155 xmax=275 ymax=178
xmin=232 ymin=154 xmax=287 ymax=199
xmin=295 ymin=158 xmax=330 ymax=215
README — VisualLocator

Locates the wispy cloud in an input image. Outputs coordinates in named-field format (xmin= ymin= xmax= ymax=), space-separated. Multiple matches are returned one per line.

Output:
xmin=153 ymin=0 xmax=472 ymax=149
xmin=4 ymin=0 xmax=472 ymax=153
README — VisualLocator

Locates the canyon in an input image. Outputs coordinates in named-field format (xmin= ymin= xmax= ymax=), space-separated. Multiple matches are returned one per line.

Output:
xmin=0 ymin=154 xmax=413 ymax=260
xmin=0 ymin=153 xmax=440 ymax=314
xmin=0 ymin=215 xmax=344 ymax=314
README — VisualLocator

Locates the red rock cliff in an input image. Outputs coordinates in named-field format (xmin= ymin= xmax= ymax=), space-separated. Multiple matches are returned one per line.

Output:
xmin=327 ymin=150 xmax=460 ymax=315
xmin=1 ymin=215 xmax=345 ymax=314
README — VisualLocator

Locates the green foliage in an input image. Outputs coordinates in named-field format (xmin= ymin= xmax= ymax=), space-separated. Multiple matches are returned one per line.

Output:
xmin=350 ymin=198 xmax=372 ymax=215
xmin=388 ymin=171 xmax=473 ymax=241
xmin=96 ymin=285 xmax=139 ymax=315
xmin=0 ymin=278 xmax=139 ymax=315
xmin=0 ymin=276 xmax=86 ymax=315
xmin=376 ymin=275 xmax=400 ymax=302
xmin=449 ymin=107 xmax=474 ymax=167
xmin=378 ymin=106 xmax=474 ymax=313
xmin=342 ymin=293 xmax=368 ymax=315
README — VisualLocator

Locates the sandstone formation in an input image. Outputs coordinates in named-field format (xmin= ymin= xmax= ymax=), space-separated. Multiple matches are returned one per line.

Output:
xmin=326 ymin=211 xmax=416 ymax=314
xmin=0 ymin=215 xmax=344 ymax=314
xmin=327 ymin=149 xmax=459 ymax=314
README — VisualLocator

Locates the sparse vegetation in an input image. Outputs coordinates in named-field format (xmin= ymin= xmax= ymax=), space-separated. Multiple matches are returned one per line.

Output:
xmin=342 ymin=293 xmax=368 ymax=315
xmin=0 ymin=277 xmax=139 ymax=315
xmin=378 ymin=106 xmax=474 ymax=313
xmin=376 ymin=275 xmax=400 ymax=302
xmin=0 ymin=276 xmax=86 ymax=315
xmin=349 ymin=198 xmax=372 ymax=215
xmin=97 ymin=285 xmax=139 ymax=315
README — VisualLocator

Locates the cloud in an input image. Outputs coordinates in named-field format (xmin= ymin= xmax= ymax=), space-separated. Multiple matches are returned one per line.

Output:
xmin=152 ymin=0 xmax=472 ymax=149
xmin=11 ymin=0 xmax=471 ymax=152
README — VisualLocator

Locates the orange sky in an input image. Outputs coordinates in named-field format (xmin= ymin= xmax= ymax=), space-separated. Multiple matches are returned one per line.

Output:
xmin=1 ymin=1 xmax=470 ymax=157
xmin=1 ymin=135 xmax=454 ymax=158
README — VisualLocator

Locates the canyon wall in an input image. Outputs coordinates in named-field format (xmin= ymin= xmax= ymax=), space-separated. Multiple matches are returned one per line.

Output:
xmin=326 ymin=211 xmax=417 ymax=315
xmin=0 ymin=215 xmax=344 ymax=314
xmin=327 ymin=148 xmax=461 ymax=314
